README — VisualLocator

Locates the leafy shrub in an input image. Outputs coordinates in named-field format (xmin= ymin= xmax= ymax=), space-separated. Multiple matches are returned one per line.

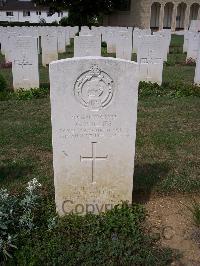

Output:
xmin=13 ymin=202 xmax=173 ymax=265
xmin=0 ymin=179 xmax=42 ymax=261
xmin=139 ymin=81 xmax=200 ymax=98
xmin=0 ymin=179 xmax=173 ymax=265
xmin=0 ymin=73 xmax=7 ymax=92
xmin=139 ymin=81 xmax=162 ymax=97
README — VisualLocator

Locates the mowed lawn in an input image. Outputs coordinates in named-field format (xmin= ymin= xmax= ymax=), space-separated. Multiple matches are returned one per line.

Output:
xmin=0 ymin=96 xmax=199 ymax=197
xmin=0 ymin=34 xmax=200 ymax=199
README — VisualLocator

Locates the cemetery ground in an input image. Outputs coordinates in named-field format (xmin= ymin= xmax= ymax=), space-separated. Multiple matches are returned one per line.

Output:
xmin=0 ymin=35 xmax=200 ymax=265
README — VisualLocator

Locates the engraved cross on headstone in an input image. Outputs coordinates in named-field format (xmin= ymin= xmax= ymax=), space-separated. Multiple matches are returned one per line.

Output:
xmin=80 ymin=142 xmax=108 ymax=183
xmin=15 ymin=58 xmax=32 ymax=69
xmin=140 ymin=58 xmax=151 ymax=79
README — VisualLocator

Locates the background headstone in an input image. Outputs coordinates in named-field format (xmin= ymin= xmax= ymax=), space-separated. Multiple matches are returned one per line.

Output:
xmin=74 ymin=35 xmax=101 ymax=57
xmin=41 ymin=30 xmax=58 ymax=66
xmin=12 ymin=36 xmax=39 ymax=90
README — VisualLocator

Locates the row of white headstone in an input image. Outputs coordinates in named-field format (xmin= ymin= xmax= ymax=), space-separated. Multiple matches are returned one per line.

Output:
xmin=2 ymin=25 xmax=200 ymax=90
xmin=73 ymin=25 xmax=200 ymax=86
xmin=0 ymin=26 xmax=172 ymax=90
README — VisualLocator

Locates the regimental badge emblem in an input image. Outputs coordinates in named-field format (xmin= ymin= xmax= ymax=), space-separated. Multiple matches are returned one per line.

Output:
xmin=74 ymin=65 xmax=114 ymax=111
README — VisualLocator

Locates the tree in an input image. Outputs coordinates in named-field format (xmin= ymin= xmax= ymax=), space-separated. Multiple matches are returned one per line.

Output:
xmin=33 ymin=0 xmax=128 ymax=26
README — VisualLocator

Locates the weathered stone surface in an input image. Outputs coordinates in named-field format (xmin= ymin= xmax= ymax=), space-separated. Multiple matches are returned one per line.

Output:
xmin=139 ymin=58 xmax=163 ymax=85
xmin=12 ymin=36 xmax=39 ymax=90
xmin=186 ymin=32 xmax=200 ymax=61
xmin=194 ymin=49 xmax=200 ymax=85
xmin=41 ymin=30 xmax=58 ymax=66
xmin=74 ymin=35 xmax=101 ymax=57
xmin=116 ymin=31 xmax=132 ymax=60
xmin=50 ymin=57 xmax=139 ymax=215
xmin=133 ymin=28 xmax=151 ymax=53
xmin=57 ymin=27 xmax=66 ymax=53
xmin=137 ymin=35 xmax=164 ymax=85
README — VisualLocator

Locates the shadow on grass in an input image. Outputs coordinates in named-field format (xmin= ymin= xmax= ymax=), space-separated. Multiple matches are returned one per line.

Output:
xmin=0 ymin=160 xmax=33 ymax=182
xmin=132 ymin=162 xmax=170 ymax=204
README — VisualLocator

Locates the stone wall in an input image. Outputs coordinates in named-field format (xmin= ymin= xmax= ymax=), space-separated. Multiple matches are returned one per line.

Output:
xmin=104 ymin=0 xmax=200 ymax=30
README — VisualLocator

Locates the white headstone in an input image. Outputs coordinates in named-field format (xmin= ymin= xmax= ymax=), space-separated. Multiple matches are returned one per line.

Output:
xmin=189 ymin=20 xmax=200 ymax=32
xmin=105 ymin=30 xmax=116 ymax=54
xmin=153 ymin=30 xmax=171 ymax=61
xmin=79 ymin=26 xmax=91 ymax=36
xmin=57 ymin=27 xmax=66 ymax=53
xmin=12 ymin=36 xmax=39 ymax=90
xmin=186 ymin=32 xmax=200 ymax=62
xmin=4 ymin=30 xmax=17 ymax=63
xmin=116 ymin=31 xmax=132 ymax=60
xmin=65 ymin=28 xmax=71 ymax=46
xmin=194 ymin=49 xmax=200 ymax=85
xmin=139 ymin=58 xmax=163 ymax=85
xmin=0 ymin=28 xmax=6 ymax=55
xmin=183 ymin=31 xmax=189 ymax=53
xmin=80 ymin=26 xmax=90 ymax=33
xmin=41 ymin=30 xmax=58 ymax=66
xmin=69 ymin=26 xmax=79 ymax=38
xmin=49 ymin=57 xmax=139 ymax=215
xmin=90 ymin=26 xmax=102 ymax=38
xmin=137 ymin=35 xmax=164 ymax=85
xmin=74 ymin=35 xmax=101 ymax=57
xmin=133 ymin=28 xmax=151 ymax=53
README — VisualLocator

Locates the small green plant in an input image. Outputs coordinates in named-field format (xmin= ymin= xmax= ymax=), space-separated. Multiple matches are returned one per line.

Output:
xmin=0 ymin=87 xmax=49 ymax=101
xmin=188 ymin=201 xmax=200 ymax=227
xmin=0 ymin=73 xmax=7 ymax=92
xmin=139 ymin=81 xmax=200 ymax=98
xmin=14 ymin=87 xmax=49 ymax=100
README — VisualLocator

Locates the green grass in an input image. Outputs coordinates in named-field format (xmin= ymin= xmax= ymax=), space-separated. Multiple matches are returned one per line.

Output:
xmin=163 ymin=65 xmax=195 ymax=84
xmin=170 ymin=34 xmax=184 ymax=47
xmin=0 ymin=94 xmax=198 ymax=265
xmin=0 ymin=96 xmax=200 ymax=196
xmin=135 ymin=96 xmax=200 ymax=195
xmin=163 ymin=35 xmax=196 ymax=84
